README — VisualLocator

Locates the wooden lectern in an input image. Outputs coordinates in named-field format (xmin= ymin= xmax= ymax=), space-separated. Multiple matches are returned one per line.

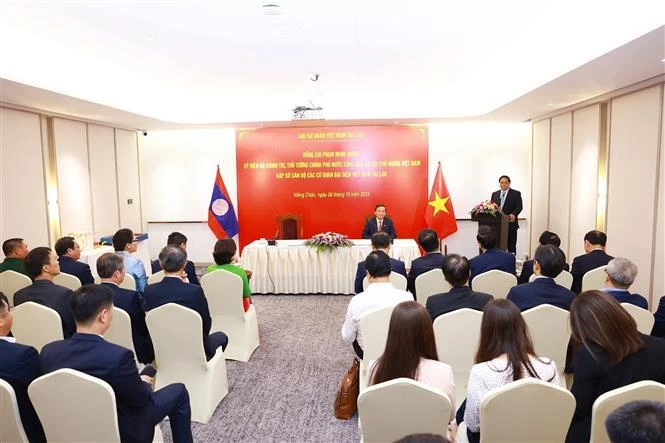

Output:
xmin=471 ymin=212 xmax=510 ymax=251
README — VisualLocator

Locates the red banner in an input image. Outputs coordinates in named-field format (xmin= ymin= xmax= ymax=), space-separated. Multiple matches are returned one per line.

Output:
xmin=236 ymin=125 xmax=428 ymax=248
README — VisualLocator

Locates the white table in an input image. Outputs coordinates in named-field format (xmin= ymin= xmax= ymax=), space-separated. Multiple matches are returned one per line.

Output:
xmin=241 ymin=239 xmax=420 ymax=294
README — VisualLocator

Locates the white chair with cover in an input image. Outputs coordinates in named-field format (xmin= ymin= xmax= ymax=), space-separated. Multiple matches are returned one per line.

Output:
xmin=119 ymin=273 xmax=137 ymax=291
xmin=590 ymin=381 xmax=665 ymax=443
xmin=433 ymin=308 xmax=483 ymax=402
xmin=200 ymin=269 xmax=259 ymax=362
xmin=11 ymin=302 xmax=63 ymax=352
xmin=480 ymin=378 xmax=575 ymax=442
xmin=104 ymin=307 xmax=141 ymax=368
xmin=620 ymin=303 xmax=655 ymax=335
xmin=581 ymin=265 xmax=607 ymax=292
xmin=522 ymin=304 xmax=570 ymax=374
xmin=358 ymin=305 xmax=395 ymax=394
xmin=0 ymin=270 xmax=32 ymax=306
xmin=146 ymin=303 xmax=228 ymax=423
xmin=472 ymin=270 xmax=517 ymax=299
xmin=415 ymin=268 xmax=448 ymax=307
xmin=0 ymin=379 xmax=29 ymax=443
xmin=362 ymin=272 xmax=408 ymax=292
xmin=358 ymin=378 xmax=452 ymax=443
xmin=53 ymin=272 xmax=82 ymax=291
xmin=529 ymin=270 xmax=574 ymax=289
xmin=147 ymin=270 xmax=165 ymax=286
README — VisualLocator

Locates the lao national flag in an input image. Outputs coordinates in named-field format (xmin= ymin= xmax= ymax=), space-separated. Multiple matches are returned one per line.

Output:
xmin=424 ymin=162 xmax=458 ymax=239
xmin=208 ymin=166 xmax=239 ymax=239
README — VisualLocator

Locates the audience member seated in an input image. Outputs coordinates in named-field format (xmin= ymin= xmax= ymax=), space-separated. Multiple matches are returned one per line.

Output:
xmin=605 ymin=400 xmax=665 ymax=443
xmin=354 ymin=232 xmax=406 ymax=294
xmin=566 ymin=291 xmax=665 ymax=443
xmin=206 ymin=239 xmax=252 ymax=312
xmin=602 ymin=257 xmax=648 ymax=309
xmin=468 ymin=226 xmax=516 ymax=284
xmin=113 ymin=228 xmax=148 ymax=294
xmin=407 ymin=229 xmax=445 ymax=295
xmin=518 ymin=231 xmax=569 ymax=284
xmin=151 ymin=232 xmax=199 ymax=285
xmin=0 ymin=237 xmax=30 ymax=276
xmin=460 ymin=299 xmax=560 ymax=443
xmin=0 ymin=297 xmax=46 ymax=443
xmin=570 ymin=230 xmax=613 ymax=294
xmin=426 ymin=254 xmax=493 ymax=321
xmin=369 ymin=301 xmax=455 ymax=416
xmin=54 ymin=236 xmax=94 ymax=285
xmin=652 ymin=296 xmax=665 ymax=338
xmin=341 ymin=250 xmax=412 ymax=359
xmin=98 ymin=252 xmax=154 ymax=365
xmin=145 ymin=246 xmax=228 ymax=361
xmin=507 ymin=245 xmax=576 ymax=311
xmin=13 ymin=247 xmax=75 ymax=338
xmin=40 ymin=285 xmax=194 ymax=443
xmin=362 ymin=203 xmax=397 ymax=240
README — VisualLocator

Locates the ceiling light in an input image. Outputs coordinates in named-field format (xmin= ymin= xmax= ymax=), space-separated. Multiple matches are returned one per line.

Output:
xmin=262 ymin=4 xmax=281 ymax=15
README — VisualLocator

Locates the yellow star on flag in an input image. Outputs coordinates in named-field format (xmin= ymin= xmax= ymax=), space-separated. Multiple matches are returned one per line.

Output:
xmin=428 ymin=192 xmax=450 ymax=216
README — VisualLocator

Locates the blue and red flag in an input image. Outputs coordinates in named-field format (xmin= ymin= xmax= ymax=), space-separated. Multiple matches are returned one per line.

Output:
xmin=208 ymin=166 xmax=239 ymax=239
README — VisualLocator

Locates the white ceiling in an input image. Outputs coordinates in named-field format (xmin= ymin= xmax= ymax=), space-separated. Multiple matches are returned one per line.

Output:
xmin=0 ymin=1 xmax=664 ymax=129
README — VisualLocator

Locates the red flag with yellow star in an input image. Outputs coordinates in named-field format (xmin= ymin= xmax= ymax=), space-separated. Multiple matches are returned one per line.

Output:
xmin=424 ymin=162 xmax=457 ymax=239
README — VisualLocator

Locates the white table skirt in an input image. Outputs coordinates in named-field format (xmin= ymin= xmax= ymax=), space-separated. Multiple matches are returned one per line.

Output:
xmin=240 ymin=239 xmax=420 ymax=294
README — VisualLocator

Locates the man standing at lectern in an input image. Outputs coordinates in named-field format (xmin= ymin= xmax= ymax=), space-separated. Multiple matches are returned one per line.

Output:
xmin=491 ymin=175 xmax=522 ymax=254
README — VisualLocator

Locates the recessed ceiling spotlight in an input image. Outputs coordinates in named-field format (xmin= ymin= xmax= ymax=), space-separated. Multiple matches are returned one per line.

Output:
xmin=661 ymin=58 xmax=665 ymax=62
xmin=262 ymin=4 xmax=281 ymax=15
xmin=547 ymin=103 xmax=554 ymax=106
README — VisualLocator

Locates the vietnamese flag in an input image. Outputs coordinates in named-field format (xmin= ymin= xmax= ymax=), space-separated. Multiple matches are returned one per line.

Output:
xmin=208 ymin=165 xmax=240 ymax=239
xmin=424 ymin=162 xmax=457 ymax=239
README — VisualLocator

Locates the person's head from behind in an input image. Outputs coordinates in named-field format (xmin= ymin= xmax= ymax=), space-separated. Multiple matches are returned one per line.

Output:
xmin=0 ymin=296 xmax=13 ymax=337
xmin=417 ymin=229 xmax=439 ymax=253
xmin=364 ymin=250 xmax=391 ymax=280
xmin=54 ymin=236 xmax=81 ymax=260
xmin=584 ymin=230 xmax=607 ymax=252
xmin=606 ymin=400 xmax=665 ymax=443
xmin=97 ymin=253 xmax=125 ymax=284
xmin=605 ymin=257 xmax=638 ymax=290
xmin=212 ymin=239 xmax=237 ymax=265
xmin=159 ymin=245 xmax=187 ymax=274
xmin=570 ymin=290 xmax=644 ymax=364
xmin=24 ymin=247 xmax=60 ymax=281
xmin=113 ymin=228 xmax=136 ymax=253
xmin=374 ymin=204 xmax=387 ymax=220
xmin=370 ymin=231 xmax=391 ymax=252
xmin=70 ymin=284 xmax=114 ymax=334
xmin=533 ymin=245 xmax=566 ymax=278
xmin=370 ymin=301 xmax=438 ymax=385
xmin=476 ymin=226 xmax=497 ymax=251
xmin=2 ymin=237 xmax=29 ymax=259
xmin=538 ymin=231 xmax=562 ymax=247
xmin=167 ymin=232 xmax=188 ymax=249
xmin=442 ymin=254 xmax=470 ymax=288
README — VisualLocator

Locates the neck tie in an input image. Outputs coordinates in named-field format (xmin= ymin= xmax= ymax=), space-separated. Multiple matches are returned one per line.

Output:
xmin=500 ymin=191 xmax=506 ymax=210
xmin=378 ymin=220 xmax=383 ymax=231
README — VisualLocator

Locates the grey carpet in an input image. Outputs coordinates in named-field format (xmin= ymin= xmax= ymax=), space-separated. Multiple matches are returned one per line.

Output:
xmin=159 ymin=294 xmax=361 ymax=442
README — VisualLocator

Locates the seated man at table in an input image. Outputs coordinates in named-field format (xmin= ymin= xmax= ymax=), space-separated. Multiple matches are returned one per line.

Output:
xmin=362 ymin=204 xmax=397 ymax=240
xmin=407 ymin=229 xmax=445 ymax=296
xmin=0 ymin=237 xmax=30 ymax=276
xmin=602 ymin=257 xmax=648 ymax=309
xmin=151 ymin=232 xmax=199 ymax=285
xmin=54 ymin=236 xmax=94 ymax=285
xmin=354 ymin=232 xmax=406 ymax=294
xmin=113 ymin=228 xmax=148 ymax=294
xmin=468 ymin=226 xmax=516 ymax=284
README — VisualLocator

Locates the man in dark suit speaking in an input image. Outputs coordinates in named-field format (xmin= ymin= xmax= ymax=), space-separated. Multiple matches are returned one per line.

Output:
xmin=362 ymin=204 xmax=397 ymax=240
xmin=490 ymin=175 xmax=523 ymax=254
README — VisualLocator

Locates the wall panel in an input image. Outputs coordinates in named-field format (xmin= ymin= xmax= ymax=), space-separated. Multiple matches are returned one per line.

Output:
xmin=548 ymin=113 xmax=573 ymax=257
xmin=88 ymin=124 xmax=120 ymax=235
xmin=530 ymin=119 xmax=550 ymax=257
xmin=652 ymin=85 xmax=664 ymax=306
xmin=115 ymin=129 xmax=142 ymax=231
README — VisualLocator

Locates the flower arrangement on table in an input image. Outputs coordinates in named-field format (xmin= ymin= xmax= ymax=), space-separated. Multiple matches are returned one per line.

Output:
xmin=469 ymin=200 xmax=500 ymax=216
xmin=304 ymin=232 xmax=354 ymax=253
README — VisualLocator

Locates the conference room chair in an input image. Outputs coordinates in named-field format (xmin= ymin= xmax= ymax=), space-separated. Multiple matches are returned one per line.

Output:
xmin=28 ymin=368 xmax=163 ymax=443
xmin=119 ymin=273 xmax=137 ymax=291
xmin=146 ymin=303 xmax=228 ymax=423
xmin=590 ymin=380 xmax=665 ymax=443
xmin=528 ymin=269 xmax=574 ymax=289
xmin=357 ymin=378 xmax=452 ymax=443
xmin=361 ymin=272 xmax=408 ymax=292
xmin=581 ymin=265 xmax=607 ymax=292
xmin=53 ymin=272 xmax=82 ymax=291
xmin=0 ymin=270 xmax=32 ymax=306
xmin=433 ymin=308 xmax=483 ymax=402
xmin=415 ymin=268 xmax=448 ymax=307
xmin=11 ymin=302 xmax=63 ymax=352
xmin=200 ymin=269 xmax=260 ymax=362
xmin=0 ymin=379 xmax=29 ymax=443
xmin=620 ymin=302 xmax=655 ymax=335
xmin=275 ymin=214 xmax=303 ymax=239
xmin=522 ymin=304 xmax=570 ymax=375
xmin=471 ymin=270 xmax=517 ymax=299
xmin=358 ymin=305 xmax=395 ymax=394
xmin=104 ymin=307 xmax=142 ymax=369
xmin=147 ymin=270 xmax=165 ymax=285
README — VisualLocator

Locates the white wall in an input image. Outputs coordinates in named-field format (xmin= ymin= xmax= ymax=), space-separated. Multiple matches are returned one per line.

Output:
xmin=549 ymin=114 xmax=573 ymax=257
xmin=88 ymin=124 xmax=119 ymax=235
xmin=115 ymin=129 xmax=142 ymax=232
xmin=530 ymin=119 xmax=550 ymax=256
xmin=653 ymin=85 xmax=665 ymax=301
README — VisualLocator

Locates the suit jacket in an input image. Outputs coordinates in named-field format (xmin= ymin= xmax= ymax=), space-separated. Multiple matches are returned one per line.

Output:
xmin=354 ymin=258 xmax=406 ymax=294
xmin=570 ymin=249 xmax=613 ymax=294
xmin=468 ymin=248 xmax=516 ymax=283
xmin=652 ymin=296 xmax=665 ymax=338
xmin=407 ymin=252 xmax=445 ymax=294
xmin=362 ymin=217 xmax=397 ymax=239
xmin=426 ymin=286 xmax=493 ymax=320
xmin=151 ymin=259 xmax=199 ymax=285
xmin=0 ymin=257 xmax=28 ymax=276
xmin=102 ymin=283 xmax=154 ymax=364
xmin=40 ymin=333 xmax=158 ymax=442
xmin=603 ymin=288 xmax=648 ymax=310
xmin=13 ymin=280 xmax=75 ymax=338
xmin=491 ymin=188 xmax=523 ymax=227
xmin=0 ymin=339 xmax=45 ymax=443
xmin=507 ymin=277 xmax=576 ymax=311
xmin=518 ymin=259 xmax=570 ymax=284
xmin=58 ymin=256 xmax=95 ymax=285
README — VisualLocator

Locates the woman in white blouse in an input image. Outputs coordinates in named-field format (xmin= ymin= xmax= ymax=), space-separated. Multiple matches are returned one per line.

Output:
xmin=462 ymin=299 xmax=560 ymax=443
xmin=369 ymin=301 xmax=456 ymax=418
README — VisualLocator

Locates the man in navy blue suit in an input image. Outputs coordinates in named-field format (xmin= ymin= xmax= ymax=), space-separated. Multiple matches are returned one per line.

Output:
xmin=507 ymin=245 xmax=575 ymax=311
xmin=652 ymin=296 xmax=665 ymax=338
xmin=602 ymin=257 xmax=648 ymax=309
xmin=54 ymin=236 xmax=94 ymax=285
xmin=354 ymin=232 xmax=406 ymax=294
xmin=145 ymin=246 xmax=228 ymax=361
xmin=151 ymin=232 xmax=199 ymax=285
xmin=490 ymin=175 xmax=523 ymax=254
xmin=97 ymin=252 xmax=154 ymax=364
xmin=362 ymin=204 xmax=397 ymax=240
xmin=0 ymin=296 xmax=46 ymax=443
xmin=518 ymin=231 xmax=569 ymax=284
xmin=469 ymin=226 xmax=516 ymax=283
xmin=40 ymin=285 xmax=193 ymax=443
xmin=407 ymin=229 xmax=445 ymax=297
xmin=570 ymin=230 xmax=613 ymax=294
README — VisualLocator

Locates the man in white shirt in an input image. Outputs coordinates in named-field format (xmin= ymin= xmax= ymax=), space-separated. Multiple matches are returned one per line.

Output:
xmin=341 ymin=250 xmax=412 ymax=359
